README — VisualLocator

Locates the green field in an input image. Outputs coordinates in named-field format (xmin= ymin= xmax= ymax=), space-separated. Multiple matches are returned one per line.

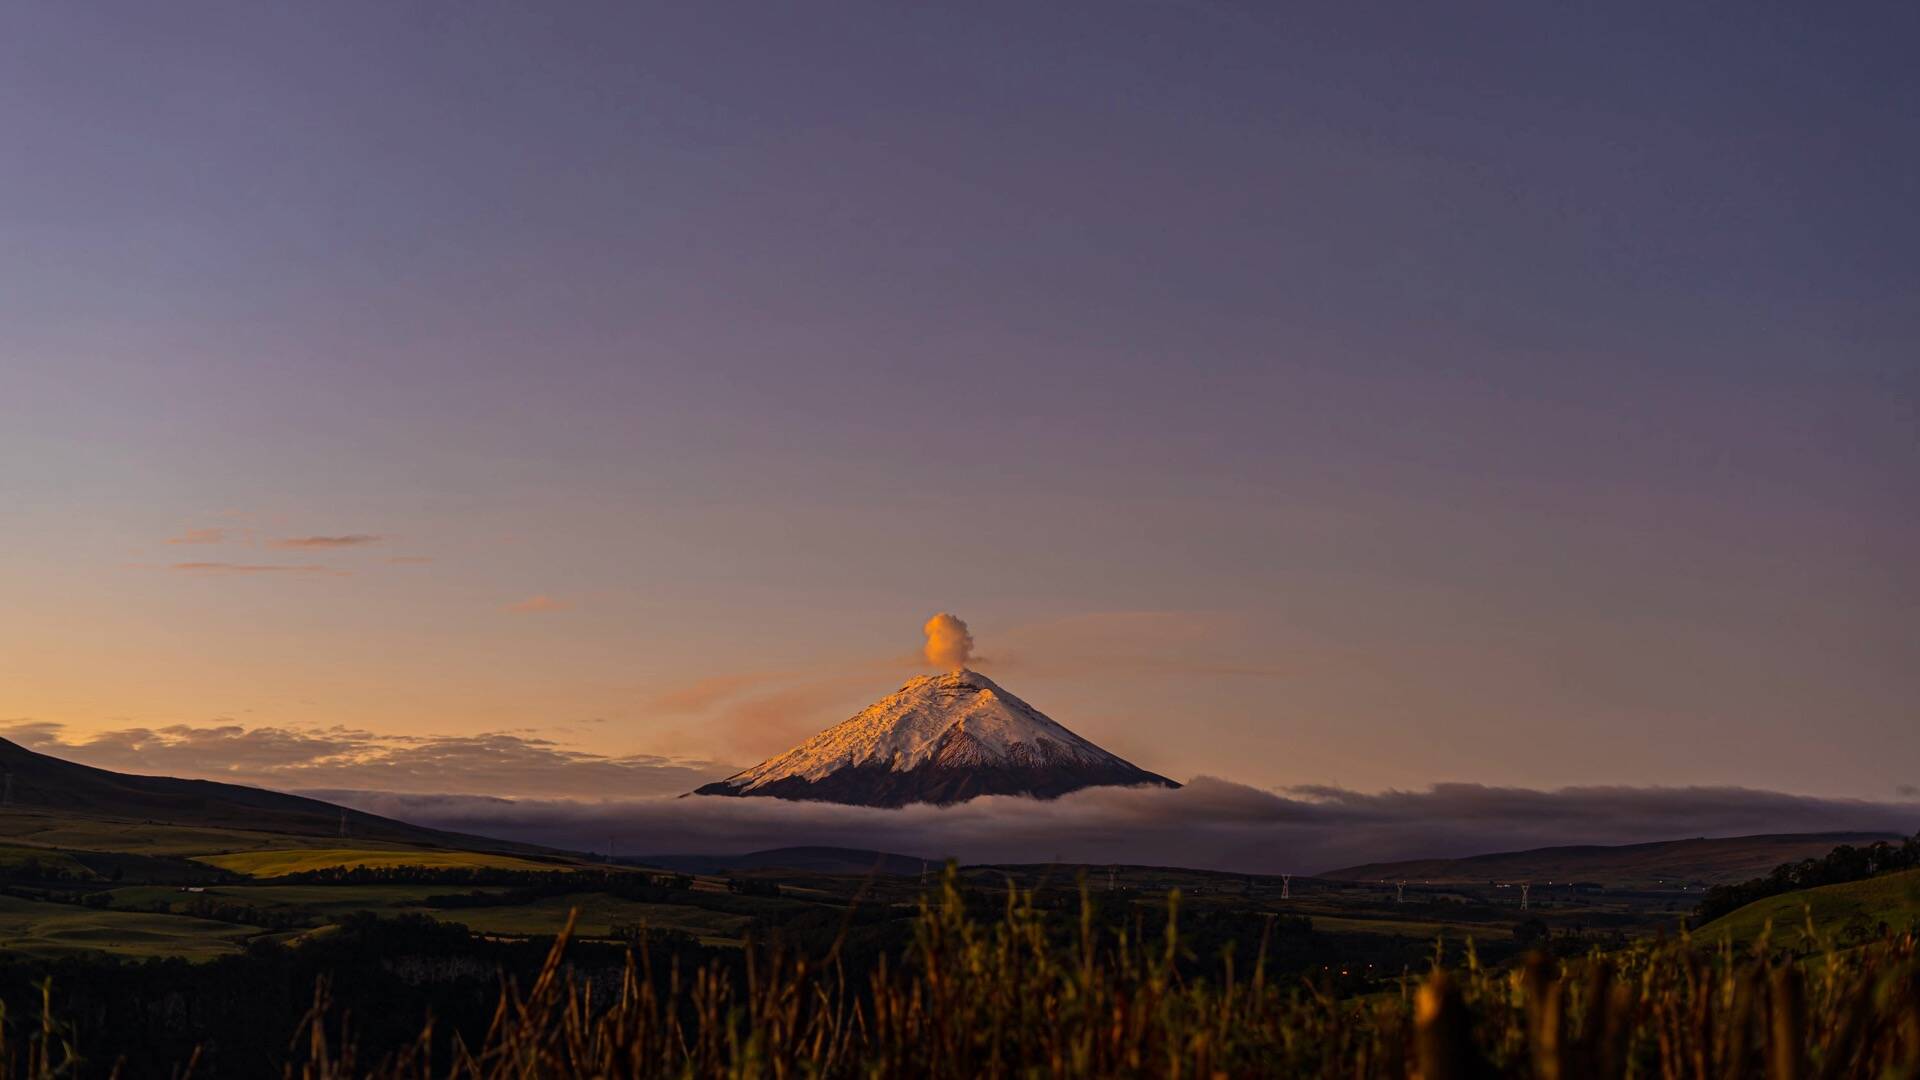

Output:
xmin=0 ymin=893 xmax=254 ymax=959
xmin=108 ymin=882 xmax=515 ymax=918
xmin=0 ymin=809 xmax=404 ymax=858
xmin=1307 ymin=914 xmax=1471 ymax=938
xmin=1696 ymin=868 xmax=1920 ymax=948
xmin=425 ymin=892 xmax=757 ymax=943
xmin=99 ymin=882 xmax=770 ymax=947
xmin=0 ymin=843 xmax=97 ymax=879
xmin=193 ymin=847 xmax=563 ymax=877
xmin=106 ymin=883 xmax=773 ymax=945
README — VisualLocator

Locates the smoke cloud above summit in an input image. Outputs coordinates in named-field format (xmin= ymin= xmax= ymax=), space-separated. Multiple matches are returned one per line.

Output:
xmin=923 ymin=613 xmax=976 ymax=670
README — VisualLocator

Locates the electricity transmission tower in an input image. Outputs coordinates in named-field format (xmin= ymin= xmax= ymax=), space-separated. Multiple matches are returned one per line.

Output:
xmin=1520 ymin=882 xmax=1531 ymax=910
xmin=1281 ymin=874 xmax=1291 ymax=900
xmin=1396 ymin=880 xmax=1407 ymax=903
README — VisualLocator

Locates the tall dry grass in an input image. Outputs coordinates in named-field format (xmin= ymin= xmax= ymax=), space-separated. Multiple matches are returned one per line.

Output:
xmin=275 ymin=874 xmax=1920 ymax=1079
xmin=7 ymin=872 xmax=1914 ymax=1077
xmin=0 ymin=981 xmax=85 ymax=1080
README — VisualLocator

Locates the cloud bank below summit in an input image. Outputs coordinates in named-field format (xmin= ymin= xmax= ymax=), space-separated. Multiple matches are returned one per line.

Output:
xmin=9 ymin=717 xmax=1913 ymax=874
xmin=323 ymin=778 xmax=1920 ymax=875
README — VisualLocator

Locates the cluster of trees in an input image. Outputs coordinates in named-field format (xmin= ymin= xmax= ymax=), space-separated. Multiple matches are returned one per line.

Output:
xmin=272 ymin=864 xmax=580 ymax=886
xmin=0 ymin=858 xmax=90 ymax=884
xmin=1693 ymin=833 xmax=1920 ymax=925
xmin=6 ymin=886 xmax=113 ymax=909
xmin=1511 ymin=917 xmax=1630 ymax=957
xmin=271 ymin=864 xmax=689 ymax=888
xmin=614 ymin=872 xmax=695 ymax=895
xmin=610 ymin=922 xmax=700 ymax=949
xmin=175 ymin=895 xmax=317 ymax=930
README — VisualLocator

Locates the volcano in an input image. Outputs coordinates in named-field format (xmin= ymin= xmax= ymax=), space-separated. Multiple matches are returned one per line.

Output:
xmin=690 ymin=669 xmax=1179 ymax=807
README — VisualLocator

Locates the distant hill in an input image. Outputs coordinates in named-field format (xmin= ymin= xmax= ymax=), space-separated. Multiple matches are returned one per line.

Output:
xmin=0 ymin=737 xmax=528 ymax=853
xmin=632 ymin=846 xmax=929 ymax=876
xmin=1698 ymin=867 xmax=1920 ymax=947
xmin=1322 ymin=832 xmax=1903 ymax=890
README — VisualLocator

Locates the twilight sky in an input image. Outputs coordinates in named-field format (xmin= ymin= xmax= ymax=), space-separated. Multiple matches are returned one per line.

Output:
xmin=2 ymin=2 xmax=1915 ymax=807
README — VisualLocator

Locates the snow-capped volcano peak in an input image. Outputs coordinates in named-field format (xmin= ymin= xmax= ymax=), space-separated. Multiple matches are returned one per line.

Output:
xmin=729 ymin=669 xmax=1110 ymax=784
xmin=692 ymin=669 xmax=1178 ymax=807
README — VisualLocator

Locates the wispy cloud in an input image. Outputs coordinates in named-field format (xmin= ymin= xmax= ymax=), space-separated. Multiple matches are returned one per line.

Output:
xmin=165 ymin=527 xmax=228 ymax=545
xmin=640 ymin=668 xmax=884 ymax=760
xmin=645 ymin=672 xmax=791 ymax=715
xmin=268 ymin=535 xmax=382 ymax=549
xmin=506 ymin=595 xmax=571 ymax=614
xmin=0 ymin=720 xmax=735 ymax=799
xmin=706 ymin=682 xmax=864 ymax=759
xmin=168 ymin=562 xmax=340 ymax=575
xmin=386 ymin=555 xmax=433 ymax=565
xmin=324 ymin=779 xmax=1920 ymax=875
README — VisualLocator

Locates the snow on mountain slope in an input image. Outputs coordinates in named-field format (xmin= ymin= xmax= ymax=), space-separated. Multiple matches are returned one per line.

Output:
xmin=691 ymin=670 xmax=1178 ymax=807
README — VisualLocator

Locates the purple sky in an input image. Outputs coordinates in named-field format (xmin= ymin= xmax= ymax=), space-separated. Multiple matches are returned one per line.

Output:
xmin=2 ymin=3 xmax=1915 ymax=803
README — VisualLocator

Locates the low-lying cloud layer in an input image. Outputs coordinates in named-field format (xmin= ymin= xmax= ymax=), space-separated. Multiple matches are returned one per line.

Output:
xmin=0 ymin=720 xmax=733 ymax=799
xmin=325 ymin=778 xmax=1920 ymax=875
xmin=10 ymin=717 xmax=1914 ymax=874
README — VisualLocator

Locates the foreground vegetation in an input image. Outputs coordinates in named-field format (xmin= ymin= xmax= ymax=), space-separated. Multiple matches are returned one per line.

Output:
xmin=8 ymin=875 xmax=1918 ymax=1078
xmin=0 ymin=800 xmax=1913 ymax=1076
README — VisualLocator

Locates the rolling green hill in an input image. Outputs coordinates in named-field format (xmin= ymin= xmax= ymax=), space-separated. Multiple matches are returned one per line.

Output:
xmin=0 ymin=741 xmax=756 ymax=960
xmin=1322 ymin=832 xmax=1902 ymax=890
xmin=0 ymin=893 xmax=255 ymax=959
xmin=1695 ymin=867 xmax=1920 ymax=948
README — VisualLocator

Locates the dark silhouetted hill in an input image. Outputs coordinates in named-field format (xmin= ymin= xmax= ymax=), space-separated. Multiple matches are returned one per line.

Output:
xmin=1322 ymin=832 xmax=1904 ymax=889
xmin=0 ymin=737 xmax=535 ymax=853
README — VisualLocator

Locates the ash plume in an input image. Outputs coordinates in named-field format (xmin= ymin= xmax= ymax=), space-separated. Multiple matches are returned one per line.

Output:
xmin=923 ymin=613 xmax=975 ymax=670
